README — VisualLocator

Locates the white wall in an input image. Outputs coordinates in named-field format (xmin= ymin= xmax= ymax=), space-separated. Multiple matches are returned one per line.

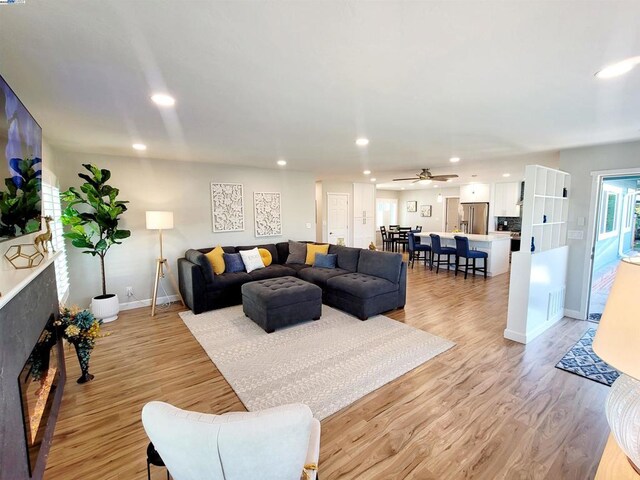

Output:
xmin=397 ymin=187 xmax=459 ymax=231
xmin=558 ymin=139 xmax=640 ymax=317
xmin=55 ymin=150 xmax=316 ymax=307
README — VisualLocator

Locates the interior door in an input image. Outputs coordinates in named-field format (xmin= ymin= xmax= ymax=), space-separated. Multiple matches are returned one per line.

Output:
xmin=327 ymin=193 xmax=349 ymax=246
xmin=445 ymin=197 xmax=460 ymax=232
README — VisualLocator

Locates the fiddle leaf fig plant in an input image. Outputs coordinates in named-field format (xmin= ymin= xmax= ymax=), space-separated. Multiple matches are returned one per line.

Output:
xmin=60 ymin=164 xmax=131 ymax=296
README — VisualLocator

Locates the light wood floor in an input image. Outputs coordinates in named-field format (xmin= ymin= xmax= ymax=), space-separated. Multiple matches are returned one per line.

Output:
xmin=45 ymin=261 xmax=610 ymax=479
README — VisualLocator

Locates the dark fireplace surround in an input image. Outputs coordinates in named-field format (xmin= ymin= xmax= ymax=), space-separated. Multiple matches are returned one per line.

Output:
xmin=0 ymin=263 xmax=65 ymax=480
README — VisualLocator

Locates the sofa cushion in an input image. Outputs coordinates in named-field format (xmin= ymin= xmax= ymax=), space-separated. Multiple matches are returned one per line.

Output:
xmin=205 ymin=271 xmax=251 ymax=291
xmin=326 ymin=272 xmax=398 ymax=299
xmin=204 ymin=245 xmax=226 ymax=275
xmin=305 ymin=243 xmax=329 ymax=265
xmin=224 ymin=253 xmax=245 ymax=273
xmin=276 ymin=242 xmax=289 ymax=265
xmin=314 ymin=253 xmax=337 ymax=269
xmin=328 ymin=245 xmax=361 ymax=272
xmin=357 ymin=249 xmax=402 ymax=284
xmin=283 ymin=263 xmax=311 ymax=273
xmin=199 ymin=246 xmax=236 ymax=255
xmin=258 ymin=248 xmax=273 ymax=266
xmin=287 ymin=241 xmax=307 ymax=264
xmin=247 ymin=264 xmax=297 ymax=281
xmin=239 ymin=248 xmax=265 ymax=274
xmin=298 ymin=267 xmax=350 ymax=288
xmin=185 ymin=249 xmax=215 ymax=283
xmin=237 ymin=244 xmax=279 ymax=264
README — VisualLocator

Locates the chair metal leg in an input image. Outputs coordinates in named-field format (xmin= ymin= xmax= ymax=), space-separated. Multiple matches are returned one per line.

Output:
xmin=147 ymin=461 xmax=151 ymax=480
xmin=455 ymin=255 xmax=459 ymax=276
xmin=465 ymin=258 xmax=469 ymax=279
xmin=473 ymin=258 xmax=476 ymax=277
xmin=484 ymin=257 xmax=487 ymax=279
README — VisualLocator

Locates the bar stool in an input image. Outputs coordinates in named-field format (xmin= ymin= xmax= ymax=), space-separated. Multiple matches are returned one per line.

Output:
xmin=454 ymin=235 xmax=488 ymax=279
xmin=429 ymin=234 xmax=456 ymax=273
xmin=408 ymin=231 xmax=431 ymax=268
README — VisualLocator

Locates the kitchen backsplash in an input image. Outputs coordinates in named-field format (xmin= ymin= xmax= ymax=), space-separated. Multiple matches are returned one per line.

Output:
xmin=496 ymin=216 xmax=522 ymax=231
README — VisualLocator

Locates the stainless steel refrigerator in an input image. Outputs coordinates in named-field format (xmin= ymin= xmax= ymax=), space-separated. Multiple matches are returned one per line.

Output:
xmin=460 ymin=202 xmax=489 ymax=235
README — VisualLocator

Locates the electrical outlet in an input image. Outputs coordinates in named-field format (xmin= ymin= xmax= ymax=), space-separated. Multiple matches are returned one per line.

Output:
xmin=126 ymin=286 xmax=134 ymax=297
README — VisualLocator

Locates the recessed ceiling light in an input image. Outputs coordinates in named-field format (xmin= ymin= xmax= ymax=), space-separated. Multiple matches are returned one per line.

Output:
xmin=401 ymin=187 xmax=405 ymax=190
xmin=356 ymin=138 xmax=369 ymax=147
xmin=370 ymin=178 xmax=376 ymax=182
xmin=434 ymin=185 xmax=438 ymax=188
xmin=151 ymin=93 xmax=176 ymax=107
xmin=363 ymin=170 xmax=371 ymax=175
xmin=502 ymin=173 xmax=511 ymax=177
xmin=132 ymin=143 xmax=147 ymax=151
xmin=595 ymin=56 xmax=640 ymax=79
xmin=450 ymin=157 xmax=460 ymax=163
xmin=277 ymin=159 xmax=287 ymax=166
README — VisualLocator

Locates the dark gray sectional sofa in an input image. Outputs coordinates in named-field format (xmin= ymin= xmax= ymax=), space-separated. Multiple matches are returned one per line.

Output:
xmin=177 ymin=242 xmax=407 ymax=320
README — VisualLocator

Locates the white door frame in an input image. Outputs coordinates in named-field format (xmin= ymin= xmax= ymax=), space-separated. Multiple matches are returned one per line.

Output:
xmin=578 ymin=167 xmax=640 ymax=319
xmin=326 ymin=192 xmax=351 ymax=246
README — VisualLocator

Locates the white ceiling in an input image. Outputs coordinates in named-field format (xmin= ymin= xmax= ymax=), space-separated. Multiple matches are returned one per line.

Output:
xmin=1 ymin=1 xmax=639 ymax=185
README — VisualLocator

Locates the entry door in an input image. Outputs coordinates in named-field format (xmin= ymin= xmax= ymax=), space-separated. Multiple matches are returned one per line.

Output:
xmin=327 ymin=193 xmax=349 ymax=245
xmin=445 ymin=197 xmax=460 ymax=232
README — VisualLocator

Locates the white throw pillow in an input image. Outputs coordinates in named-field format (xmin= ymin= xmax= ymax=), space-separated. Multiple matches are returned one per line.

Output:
xmin=239 ymin=247 xmax=265 ymax=273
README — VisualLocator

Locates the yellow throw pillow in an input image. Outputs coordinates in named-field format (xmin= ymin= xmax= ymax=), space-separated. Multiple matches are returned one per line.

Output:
xmin=306 ymin=243 xmax=329 ymax=265
xmin=205 ymin=245 xmax=225 ymax=275
xmin=258 ymin=248 xmax=272 ymax=267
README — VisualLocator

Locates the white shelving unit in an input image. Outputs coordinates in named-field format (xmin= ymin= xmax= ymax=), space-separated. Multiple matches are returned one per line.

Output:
xmin=521 ymin=166 xmax=571 ymax=253
xmin=504 ymin=165 xmax=571 ymax=344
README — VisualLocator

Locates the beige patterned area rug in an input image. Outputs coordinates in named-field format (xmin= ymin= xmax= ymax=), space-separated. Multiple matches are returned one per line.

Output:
xmin=179 ymin=305 xmax=455 ymax=420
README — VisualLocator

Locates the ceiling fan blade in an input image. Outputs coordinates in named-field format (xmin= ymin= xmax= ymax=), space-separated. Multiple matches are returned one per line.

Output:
xmin=430 ymin=174 xmax=459 ymax=181
xmin=392 ymin=177 xmax=420 ymax=181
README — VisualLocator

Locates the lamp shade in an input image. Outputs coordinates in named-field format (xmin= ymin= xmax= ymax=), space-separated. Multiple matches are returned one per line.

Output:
xmin=593 ymin=257 xmax=640 ymax=381
xmin=146 ymin=211 xmax=174 ymax=230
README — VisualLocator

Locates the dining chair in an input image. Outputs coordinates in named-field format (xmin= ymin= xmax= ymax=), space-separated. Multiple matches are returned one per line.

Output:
xmin=408 ymin=232 xmax=431 ymax=268
xmin=454 ymin=235 xmax=488 ymax=279
xmin=429 ymin=234 xmax=456 ymax=274
xmin=379 ymin=226 xmax=394 ymax=251
xmin=395 ymin=227 xmax=411 ymax=253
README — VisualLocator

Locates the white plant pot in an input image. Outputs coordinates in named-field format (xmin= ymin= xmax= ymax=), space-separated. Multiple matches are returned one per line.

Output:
xmin=91 ymin=293 xmax=120 ymax=323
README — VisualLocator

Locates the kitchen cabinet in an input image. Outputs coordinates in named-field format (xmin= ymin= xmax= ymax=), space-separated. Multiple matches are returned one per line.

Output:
xmin=494 ymin=182 xmax=520 ymax=217
xmin=460 ymin=183 xmax=490 ymax=203
xmin=353 ymin=183 xmax=375 ymax=248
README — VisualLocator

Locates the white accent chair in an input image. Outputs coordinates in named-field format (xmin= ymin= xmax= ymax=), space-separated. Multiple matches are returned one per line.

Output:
xmin=141 ymin=402 xmax=320 ymax=480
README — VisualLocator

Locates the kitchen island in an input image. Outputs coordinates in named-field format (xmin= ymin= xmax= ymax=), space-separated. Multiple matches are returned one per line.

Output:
xmin=415 ymin=232 xmax=511 ymax=277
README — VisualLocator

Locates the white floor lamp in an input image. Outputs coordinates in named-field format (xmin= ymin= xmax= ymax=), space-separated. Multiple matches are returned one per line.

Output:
xmin=146 ymin=211 xmax=185 ymax=317
xmin=593 ymin=257 xmax=640 ymax=475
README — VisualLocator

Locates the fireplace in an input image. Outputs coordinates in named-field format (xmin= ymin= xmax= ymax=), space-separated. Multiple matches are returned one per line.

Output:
xmin=18 ymin=314 xmax=62 ymax=476
xmin=0 ymin=261 xmax=64 ymax=480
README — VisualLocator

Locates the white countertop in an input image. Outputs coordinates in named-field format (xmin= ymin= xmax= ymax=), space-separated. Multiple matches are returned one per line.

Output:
xmin=0 ymin=251 xmax=60 ymax=309
xmin=415 ymin=232 xmax=511 ymax=242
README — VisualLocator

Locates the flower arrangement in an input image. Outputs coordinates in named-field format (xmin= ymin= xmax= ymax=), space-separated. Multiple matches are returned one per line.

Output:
xmin=56 ymin=305 xmax=110 ymax=383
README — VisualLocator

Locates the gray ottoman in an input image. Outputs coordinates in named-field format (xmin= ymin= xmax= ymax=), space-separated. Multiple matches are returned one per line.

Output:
xmin=241 ymin=276 xmax=322 ymax=333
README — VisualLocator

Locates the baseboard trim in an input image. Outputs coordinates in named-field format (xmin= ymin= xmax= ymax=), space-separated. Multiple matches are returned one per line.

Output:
xmin=503 ymin=328 xmax=527 ymax=344
xmin=119 ymin=294 xmax=181 ymax=311
xmin=563 ymin=308 xmax=584 ymax=320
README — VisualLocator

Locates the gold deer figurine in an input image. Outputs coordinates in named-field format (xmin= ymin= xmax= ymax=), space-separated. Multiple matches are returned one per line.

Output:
xmin=34 ymin=216 xmax=55 ymax=254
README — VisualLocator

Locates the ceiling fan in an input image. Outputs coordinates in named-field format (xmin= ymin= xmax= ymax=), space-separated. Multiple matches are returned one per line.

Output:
xmin=392 ymin=168 xmax=459 ymax=183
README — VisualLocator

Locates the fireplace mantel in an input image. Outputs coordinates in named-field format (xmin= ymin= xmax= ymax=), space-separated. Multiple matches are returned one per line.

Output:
xmin=0 ymin=251 xmax=60 ymax=310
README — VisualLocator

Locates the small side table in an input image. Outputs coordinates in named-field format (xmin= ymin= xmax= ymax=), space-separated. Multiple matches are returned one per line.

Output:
xmin=595 ymin=434 xmax=638 ymax=479
xmin=147 ymin=442 xmax=170 ymax=480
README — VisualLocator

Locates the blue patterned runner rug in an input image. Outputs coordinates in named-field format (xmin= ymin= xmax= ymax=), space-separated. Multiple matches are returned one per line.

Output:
xmin=555 ymin=328 xmax=620 ymax=386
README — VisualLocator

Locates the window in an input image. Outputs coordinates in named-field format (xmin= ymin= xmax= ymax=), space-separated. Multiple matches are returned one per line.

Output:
xmin=376 ymin=198 xmax=398 ymax=228
xmin=42 ymin=181 xmax=70 ymax=303
xmin=623 ymin=189 xmax=637 ymax=232
xmin=598 ymin=186 xmax=621 ymax=240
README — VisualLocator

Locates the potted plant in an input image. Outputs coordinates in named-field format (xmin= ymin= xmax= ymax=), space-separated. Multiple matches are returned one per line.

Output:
xmin=61 ymin=164 xmax=131 ymax=322
xmin=56 ymin=305 xmax=109 ymax=383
